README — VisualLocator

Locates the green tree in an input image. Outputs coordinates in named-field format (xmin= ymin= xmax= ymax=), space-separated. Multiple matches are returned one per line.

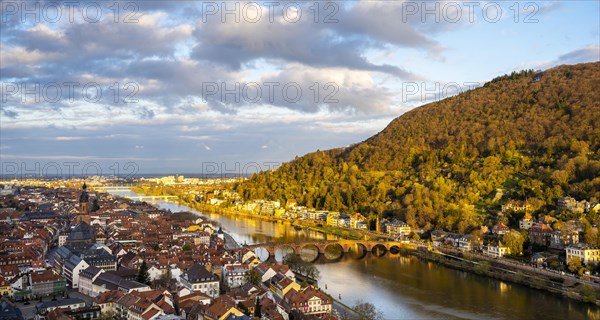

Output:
xmin=568 ymin=257 xmax=584 ymax=275
xmin=502 ymin=230 xmax=524 ymax=256
xmin=283 ymin=254 xmax=320 ymax=280
xmin=91 ymin=199 xmax=100 ymax=212
xmin=244 ymin=268 xmax=262 ymax=286
xmin=254 ymin=297 xmax=262 ymax=317
xmin=137 ymin=261 xmax=151 ymax=285
xmin=578 ymin=284 xmax=597 ymax=303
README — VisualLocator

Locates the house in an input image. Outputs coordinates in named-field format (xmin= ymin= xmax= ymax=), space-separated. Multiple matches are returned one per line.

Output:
xmin=95 ymin=289 xmax=174 ymax=320
xmin=91 ymin=272 xmax=150 ymax=297
xmin=337 ymin=214 xmax=350 ymax=228
xmin=78 ymin=265 xmax=104 ymax=296
xmin=550 ymin=229 xmax=579 ymax=249
xmin=35 ymin=298 xmax=86 ymax=314
xmin=222 ymin=264 xmax=249 ymax=289
xmin=62 ymin=255 xmax=89 ymax=288
xmin=254 ymin=263 xmax=276 ymax=283
xmin=198 ymin=295 xmax=244 ymax=320
xmin=529 ymin=223 xmax=553 ymax=246
xmin=558 ymin=196 xmax=586 ymax=213
xmin=431 ymin=230 xmax=448 ymax=246
xmin=492 ymin=223 xmax=509 ymax=236
xmin=177 ymin=292 xmax=211 ymax=319
xmin=271 ymin=264 xmax=296 ymax=282
xmin=486 ymin=243 xmax=510 ymax=258
xmin=180 ymin=264 xmax=220 ymax=298
xmin=385 ymin=220 xmax=411 ymax=237
xmin=519 ymin=216 xmax=534 ymax=230
xmin=326 ymin=212 xmax=340 ymax=227
xmin=0 ymin=276 xmax=12 ymax=297
xmin=566 ymin=244 xmax=600 ymax=265
xmin=283 ymin=286 xmax=332 ymax=317
xmin=530 ymin=253 xmax=558 ymax=268
xmin=269 ymin=273 xmax=300 ymax=299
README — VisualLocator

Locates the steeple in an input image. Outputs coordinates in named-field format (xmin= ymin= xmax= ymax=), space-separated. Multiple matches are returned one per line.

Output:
xmin=76 ymin=182 xmax=91 ymax=224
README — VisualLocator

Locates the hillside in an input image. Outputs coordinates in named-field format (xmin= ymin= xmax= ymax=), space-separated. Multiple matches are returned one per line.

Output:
xmin=236 ymin=62 xmax=600 ymax=233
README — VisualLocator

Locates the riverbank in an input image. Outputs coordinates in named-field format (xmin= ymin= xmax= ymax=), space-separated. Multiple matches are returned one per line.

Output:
xmin=413 ymin=247 xmax=600 ymax=306
xmin=125 ymin=188 xmax=599 ymax=306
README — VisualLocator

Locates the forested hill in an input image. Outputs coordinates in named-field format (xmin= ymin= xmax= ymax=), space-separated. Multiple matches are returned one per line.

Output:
xmin=235 ymin=62 xmax=600 ymax=233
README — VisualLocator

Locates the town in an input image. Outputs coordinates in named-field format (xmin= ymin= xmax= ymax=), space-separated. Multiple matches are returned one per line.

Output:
xmin=0 ymin=176 xmax=598 ymax=320
xmin=0 ymin=180 xmax=338 ymax=320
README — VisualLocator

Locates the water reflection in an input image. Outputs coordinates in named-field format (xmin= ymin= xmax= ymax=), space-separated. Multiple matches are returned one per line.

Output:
xmin=110 ymin=190 xmax=598 ymax=319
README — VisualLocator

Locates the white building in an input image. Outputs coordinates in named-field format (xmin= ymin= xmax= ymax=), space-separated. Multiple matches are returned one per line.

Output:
xmin=486 ymin=244 xmax=510 ymax=258
xmin=222 ymin=263 xmax=249 ymax=288
xmin=180 ymin=264 xmax=220 ymax=298
xmin=566 ymin=244 xmax=600 ymax=265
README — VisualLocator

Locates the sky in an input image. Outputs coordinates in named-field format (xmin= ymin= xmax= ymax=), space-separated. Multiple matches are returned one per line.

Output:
xmin=1 ymin=0 xmax=599 ymax=177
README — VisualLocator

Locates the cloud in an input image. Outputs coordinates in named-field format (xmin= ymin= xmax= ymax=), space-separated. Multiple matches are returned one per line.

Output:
xmin=55 ymin=136 xmax=84 ymax=141
xmin=557 ymin=45 xmax=600 ymax=65
xmin=179 ymin=135 xmax=210 ymax=141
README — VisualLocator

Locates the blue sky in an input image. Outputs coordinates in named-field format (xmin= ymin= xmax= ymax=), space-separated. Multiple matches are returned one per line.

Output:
xmin=1 ymin=1 xmax=599 ymax=176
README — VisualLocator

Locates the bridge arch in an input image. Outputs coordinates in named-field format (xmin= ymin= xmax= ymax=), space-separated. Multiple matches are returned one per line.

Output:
xmin=323 ymin=243 xmax=344 ymax=260
xmin=299 ymin=244 xmax=320 ymax=262
xmin=371 ymin=243 xmax=387 ymax=257
xmin=274 ymin=244 xmax=296 ymax=262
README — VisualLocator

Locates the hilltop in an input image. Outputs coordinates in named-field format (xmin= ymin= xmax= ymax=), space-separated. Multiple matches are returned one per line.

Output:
xmin=236 ymin=62 xmax=600 ymax=233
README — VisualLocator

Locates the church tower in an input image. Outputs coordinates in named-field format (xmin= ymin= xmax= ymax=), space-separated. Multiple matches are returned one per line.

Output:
xmin=75 ymin=182 xmax=91 ymax=225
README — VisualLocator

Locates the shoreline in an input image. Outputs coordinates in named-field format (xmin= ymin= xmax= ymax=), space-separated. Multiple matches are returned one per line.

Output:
xmin=125 ymin=188 xmax=600 ymax=306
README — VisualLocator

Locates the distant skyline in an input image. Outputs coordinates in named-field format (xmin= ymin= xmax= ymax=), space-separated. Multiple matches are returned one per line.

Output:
xmin=1 ymin=1 xmax=599 ymax=175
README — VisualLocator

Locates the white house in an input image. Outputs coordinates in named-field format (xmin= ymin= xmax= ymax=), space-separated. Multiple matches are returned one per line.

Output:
xmin=566 ymin=244 xmax=600 ymax=265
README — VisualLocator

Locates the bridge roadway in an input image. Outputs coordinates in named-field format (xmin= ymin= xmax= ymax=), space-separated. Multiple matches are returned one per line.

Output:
xmin=244 ymin=239 xmax=417 ymax=261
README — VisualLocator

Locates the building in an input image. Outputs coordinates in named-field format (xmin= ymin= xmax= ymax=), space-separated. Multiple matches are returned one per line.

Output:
xmin=35 ymin=298 xmax=86 ymax=314
xmin=529 ymin=223 xmax=553 ymax=246
xmin=385 ymin=220 xmax=411 ymax=237
xmin=566 ymin=244 xmax=600 ymax=265
xmin=550 ymin=229 xmax=579 ymax=249
xmin=519 ymin=217 xmax=534 ymax=230
xmin=486 ymin=243 xmax=510 ymax=258
xmin=492 ymin=223 xmax=509 ymax=236
xmin=0 ymin=300 xmax=23 ymax=320
xmin=75 ymin=183 xmax=91 ymax=225
xmin=284 ymin=286 xmax=332 ymax=317
xmin=501 ymin=200 xmax=530 ymax=214
xmin=29 ymin=270 xmax=66 ymax=299
xmin=222 ymin=264 xmax=249 ymax=289
xmin=78 ymin=265 xmax=104 ymax=296
xmin=0 ymin=276 xmax=12 ymax=297
xmin=180 ymin=264 xmax=220 ymax=298
xmin=62 ymin=255 xmax=89 ymax=288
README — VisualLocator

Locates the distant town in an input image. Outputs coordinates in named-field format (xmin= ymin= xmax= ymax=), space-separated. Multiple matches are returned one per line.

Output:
xmin=0 ymin=176 xmax=598 ymax=320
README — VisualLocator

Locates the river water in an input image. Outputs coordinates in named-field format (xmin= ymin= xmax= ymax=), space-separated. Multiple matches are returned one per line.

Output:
xmin=111 ymin=190 xmax=598 ymax=319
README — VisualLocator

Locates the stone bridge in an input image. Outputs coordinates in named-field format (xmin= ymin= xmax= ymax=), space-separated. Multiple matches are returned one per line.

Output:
xmin=244 ymin=239 xmax=417 ymax=262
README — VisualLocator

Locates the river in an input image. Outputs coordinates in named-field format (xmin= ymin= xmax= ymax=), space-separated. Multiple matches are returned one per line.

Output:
xmin=111 ymin=190 xmax=598 ymax=319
